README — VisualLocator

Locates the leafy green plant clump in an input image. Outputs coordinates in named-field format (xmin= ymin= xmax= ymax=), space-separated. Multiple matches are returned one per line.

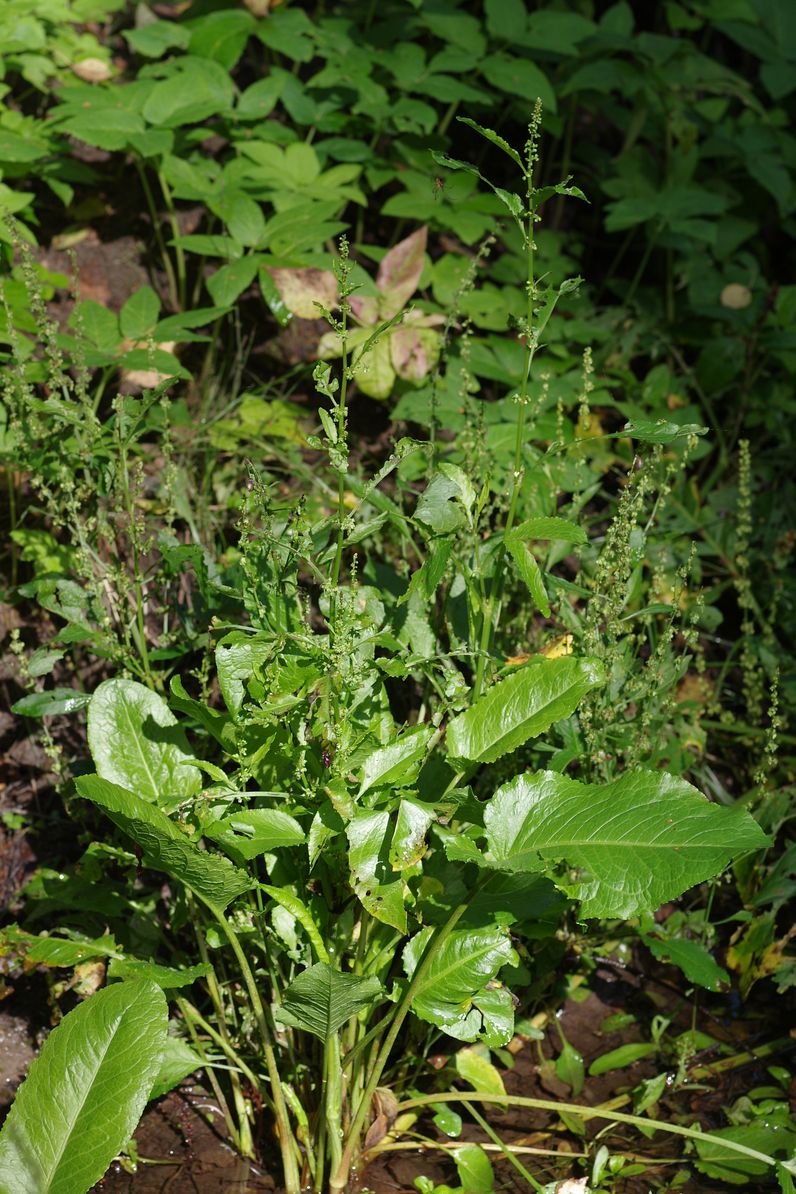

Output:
xmin=0 ymin=112 xmax=785 ymax=1194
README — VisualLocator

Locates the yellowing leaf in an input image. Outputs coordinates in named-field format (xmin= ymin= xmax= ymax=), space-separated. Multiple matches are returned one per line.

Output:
xmin=267 ymin=268 xmax=338 ymax=318
xmin=542 ymin=634 xmax=574 ymax=660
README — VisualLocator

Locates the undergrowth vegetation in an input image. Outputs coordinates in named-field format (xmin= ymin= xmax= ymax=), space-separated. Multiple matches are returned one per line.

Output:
xmin=0 ymin=2 xmax=795 ymax=1193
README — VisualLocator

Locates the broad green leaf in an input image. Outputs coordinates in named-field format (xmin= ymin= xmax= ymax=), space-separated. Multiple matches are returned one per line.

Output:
xmin=87 ymin=679 xmax=201 ymax=812
xmin=505 ymin=537 xmax=551 ymax=617
xmin=693 ymin=1120 xmax=796 ymax=1184
xmin=454 ymin=1044 xmax=506 ymax=1096
xmin=414 ymin=470 xmax=470 ymax=535
xmin=556 ymin=1038 xmax=585 ymax=1095
xmin=119 ymin=286 xmax=160 ymax=340
xmin=479 ymin=52 xmax=556 ymax=112
xmin=107 ymin=959 xmax=212 ymax=989
xmin=275 ymin=963 xmax=382 ymax=1039
xmin=358 ymin=725 xmax=434 ymax=796
xmin=389 ymin=798 xmax=434 ymax=870
xmin=508 ymin=516 xmax=587 ymax=545
xmin=76 ymin=776 xmax=252 ymax=912
xmin=203 ymin=808 xmax=305 ymax=862
xmin=124 ymin=21 xmax=191 ymax=58
xmin=619 ymin=419 xmax=708 ymax=444
xmin=432 ymin=1103 xmax=463 ymax=1137
xmin=400 ymin=536 xmax=453 ymax=606
xmin=11 ymin=688 xmax=91 ymax=718
xmin=25 ymin=934 xmax=120 ymax=967
xmin=483 ymin=770 xmax=770 ymax=918
xmin=215 ymin=632 xmax=272 ymax=718
xmin=644 ymin=935 xmax=729 ymax=991
xmin=149 ymin=1036 xmax=202 ymax=1101
xmin=403 ymin=927 xmax=515 ymax=1042
xmin=141 ymin=57 xmax=235 ymax=127
xmin=446 ymin=657 xmax=605 ymax=764
xmin=589 ymin=1042 xmax=657 ymax=1077
xmin=187 ymin=10 xmax=255 ymax=69
xmin=453 ymin=1143 xmax=495 ymax=1193
xmin=0 ymin=980 xmax=167 ymax=1194
xmin=348 ymin=812 xmax=408 ymax=932
xmin=206 ymin=257 xmax=259 ymax=307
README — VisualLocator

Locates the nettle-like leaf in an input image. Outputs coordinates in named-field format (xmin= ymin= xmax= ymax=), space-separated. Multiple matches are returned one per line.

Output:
xmin=87 ymin=679 xmax=201 ymax=812
xmin=482 ymin=770 xmax=769 ymax=919
xmin=75 ymin=776 xmax=252 ymax=913
xmin=275 ymin=963 xmax=382 ymax=1039
xmin=403 ymin=926 xmax=516 ymax=1044
xmin=446 ymin=656 xmax=606 ymax=764
xmin=0 ymin=980 xmax=167 ymax=1194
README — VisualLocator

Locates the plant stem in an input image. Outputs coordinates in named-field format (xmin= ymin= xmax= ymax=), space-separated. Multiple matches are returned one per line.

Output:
xmin=136 ymin=162 xmax=179 ymax=311
xmin=213 ymin=908 xmax=302 ymax=1194
xmin=394 ymin=1092 xmax=780 ymax=1170
xmin=329 ymin=900 xmax=470 ymax=1194
xmin=473 ymin=135 xmax=537 ymax=699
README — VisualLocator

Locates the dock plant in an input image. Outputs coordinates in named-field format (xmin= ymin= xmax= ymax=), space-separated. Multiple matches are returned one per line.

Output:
xmin=0 ymin=117 xmax=778 ymax=1194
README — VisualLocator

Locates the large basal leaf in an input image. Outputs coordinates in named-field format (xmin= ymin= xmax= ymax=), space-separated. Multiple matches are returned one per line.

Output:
xmin=76 ymin=776 xmax=252 ymax=913
xmin=87 ymin=679 xmax=200 ymax=812
xmin=483 ymin=770 xmax=770 ymax=918
xmin=0 ymin=980 xmax=167 ymax=1194
xmin=275 ymin=962 xmax=382 ymax=1039
xmin=446 ymin=657 xmax=605 ymax=765
xmin=403 ymin=926 xmax=516 ymax=1043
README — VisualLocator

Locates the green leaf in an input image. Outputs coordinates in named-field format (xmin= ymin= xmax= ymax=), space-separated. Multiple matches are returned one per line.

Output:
xmin=125 ymin=21 xmax=191 ymax=59
xmin=358 ymin=725 xmax=434 ymax=796
xmin=453 ymin=1143 xmax=495 ymax=1193
xmin=479 ymin=53 xmax=557 ymax=112
xmin=0 ymin=981 xmax=167 ymax=1194
xmin=556 ymin=1038 xmax=585 ymax=1095
xmin=400 ymin=537 xmax=453 ymax=606
xmin=141 ymin=58 xmax=234 ymax=128
xmin=187 ymin=10 xmax=255 ymax=69
xmin=215 ymin=632 xmax=272 ymax=719
xmin=454 ymin=1044 xmax=506 ymax=1096
xmin=505 ymin=537 xmax=550 ymax=617
xmin=389 ymin=798 xmax=434 ymax=871
xmin=432 ymin=1103 xmax=463 ymax=1137
xmin=509 ymin=516 xmax=587 ymax=545
xmin=404 ymin=927 xmax=515 ymax=1042
xmin=149 ymin=1035 xmax=202 ymax=1101
xmin=119 ymin=286 xmax=161 ymax=340
xmin=483 ymin=770 xmax=770 ymax=918
xmin=87 ymin=679 xmax=201 ymax=812
xmin=348 ymin=812 xmax=408 ymax=932
xmin=203 ymin=809 xmax=305 ymax=862
xmin=644 ymin=936 xmax=729 ymax=991
xmin=619 ymin=419 xmax=708 ymax=444
xmin=446 ymin=657 xmax=605 ymax=765
xmin=206 ymin=257 xmax=259 ymax=307
xmin=75 ymin=776 xmax=252 ymax=913
xmin=694 ymin=1122 xmax=796 ymax=1184
xmin=456 ymin=117 xmax=523 ymax=168
xmin=11 ymin=688 xmax=91 ymax=718
xmin=107 ymin=959 xmax=212 ymax=989
xmin=275 ymin=962 xmax=382 ymax=1039
xmin=589 ymin=1042 xmax=657 ymax=1077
